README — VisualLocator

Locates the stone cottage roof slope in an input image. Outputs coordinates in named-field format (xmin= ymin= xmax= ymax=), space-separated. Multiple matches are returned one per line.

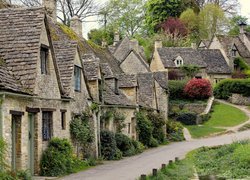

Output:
xmin=157 ymin=47 xmax=207 ymax=68
xmin=137 ymin=73 xmax=155 ymax=108
xmin=100 ymin=63 xmax=115 ymax=79
xmin=118 ymin=74 xmax=137 ymax=88
xmin=198 ymin=49 xmax=231 ymax=74
xmin=53 ymin=41 xmax=78 ymax=95
xmin=103 ymin=83 xmax=135 ymax=106
xmin=82 ymin=60 xmax=99 ymax=81
xmin=153 ymin=71 xmax=168 ymax=89
xmin=0 ymin=7 xmax=45 ymax=93
xmin=0 ymin=61 xmax=24 ymax=93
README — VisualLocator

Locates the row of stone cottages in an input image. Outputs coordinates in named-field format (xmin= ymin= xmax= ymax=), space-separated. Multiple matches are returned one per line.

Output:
xmin=0 ymin=4 xmax=168 ymax=175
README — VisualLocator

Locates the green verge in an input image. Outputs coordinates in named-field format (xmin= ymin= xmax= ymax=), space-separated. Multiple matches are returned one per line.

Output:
xmin=186 ymin=102 xmax=248 ymax=138
xmin=186 ymin=125 xmax=225 ymax=138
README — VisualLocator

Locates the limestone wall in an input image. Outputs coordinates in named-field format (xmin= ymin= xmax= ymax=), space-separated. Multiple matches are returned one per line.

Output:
xmin=231 ymin=93 xmax=250 ymax=105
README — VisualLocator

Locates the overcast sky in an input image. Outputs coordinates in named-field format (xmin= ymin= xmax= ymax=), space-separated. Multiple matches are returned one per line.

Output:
xmin=82 ymin=0 xmax=250 ymax=38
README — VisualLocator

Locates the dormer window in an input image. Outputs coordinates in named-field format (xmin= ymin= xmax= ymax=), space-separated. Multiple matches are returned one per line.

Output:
xmin=174 ymin=56 xmax=184 ymax=67
xmin=74 ymin=65 xmax=81 ymax=92
xmin=231 ymin=45 xmax=237 ymax=57
xmin=40 ymin=45 xmax=49 ymax=74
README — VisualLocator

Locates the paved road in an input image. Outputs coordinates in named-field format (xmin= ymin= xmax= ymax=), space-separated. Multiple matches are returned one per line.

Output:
xmin=60 ymin=130 xmax=250 ymax=180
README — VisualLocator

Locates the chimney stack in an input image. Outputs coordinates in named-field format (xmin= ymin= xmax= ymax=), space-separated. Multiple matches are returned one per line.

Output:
xmin=70 ymin=15 xmax=83 ymax=37
xmin=239 ymin=21 xmax=247 ymax=34
xmin=129 ymin=39 xmax=139 ymax=52
xmin=113 ymin=31 xmax=120 ymax=46
xmin=155 ymin=40 xmax=162 ymax=50
xmin=43 ymin=0 xmax=57 ymax=21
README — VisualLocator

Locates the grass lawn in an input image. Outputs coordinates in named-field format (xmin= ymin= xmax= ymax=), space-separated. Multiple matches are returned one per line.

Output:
xmin=204 ymin=103 xmax=248 ymax=127
xmin=186 ymin=125 xmax=225 ymax=138
xmin=186 ymin=102 xmax=248 ymax=138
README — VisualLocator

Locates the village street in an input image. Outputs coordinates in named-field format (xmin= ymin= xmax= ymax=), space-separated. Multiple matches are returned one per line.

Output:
xmin=60 ymin=129 xmax=250 ymax=180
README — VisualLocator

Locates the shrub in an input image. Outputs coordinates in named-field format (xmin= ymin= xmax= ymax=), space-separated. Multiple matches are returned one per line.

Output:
xmin=168 ymin=80 xmax=187 ymax=99
xmin=214 ymin=78 xmax=250 ymax=99
xmin=115 ymin=133 xmax=135 ymax=157
xmin=149 ymin=137 xmax=159 ymax=147
xmin=136 ymin=111 xmax=153 ymax=147
xmin=166 ymin=120 xmax=185 ymax=141
xmin=147 ymin=111 xmax=166 ymax=144
xmin=184 ymin=78 xmax=212 ymax=99
xmin=0 ymin=138 xmax=7 ymax=172
xmin=40 ymin=138 xmax=86 ymax=176
xmin=176 ymin=112 xmax=197 ymax=125
xmin=131 ymin=140 xmax=145 ymax=154
xmin=100 ymin=130 xmax=121 ymax=160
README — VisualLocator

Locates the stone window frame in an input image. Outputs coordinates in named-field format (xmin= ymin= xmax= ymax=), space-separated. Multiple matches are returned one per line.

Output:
xmin=74 ymin=65 xmax=82 ymax=92
xmin=42 ymin=111 xmax=53 ymax=141
xmin=40 ymin=44 xmax=50 ymax=75
xmin=60 ymin=109 xmax=67 ymax=130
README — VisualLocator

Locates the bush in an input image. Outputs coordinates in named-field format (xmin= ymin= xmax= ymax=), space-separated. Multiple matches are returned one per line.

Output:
xmin=168 ymin=80 xmax=187 ymax=99
xmin=100 ymin=130 xmax=121 ymax=160
xmin=214 ymin=78 xmax=250 ymax=99
xmin=0 ymin=138 xmax=7 ymax=172
xmin=40 ymin=138 xmax=86 ymax=176
xmin=176 ymin=112 xmax=197 ymax=125
xmin=136 ymin=111 xmax=153 ymax=147
xmin=149 ymin=137 xmax=159 ymax=147
xmin=115 ymin=133 xmax=135 ymax=157
xmin=166 ymin=120 xmax=185 ymax=142
xmin=131 ymin=140 xmax=145 ymax=154
xmin=147 ymin=112 xmax=166 ymax=144
xmin=184 ymin=78 xmax=212 ymax=99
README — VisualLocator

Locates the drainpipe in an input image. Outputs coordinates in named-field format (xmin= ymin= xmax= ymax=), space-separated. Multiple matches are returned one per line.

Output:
xmin=0 ymin=94 xmax=5 ymax=138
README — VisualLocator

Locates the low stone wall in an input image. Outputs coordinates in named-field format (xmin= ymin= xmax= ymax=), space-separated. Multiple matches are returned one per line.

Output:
xmin=170 ymin=103 xmax=206 ymax=114
xmin=231 ymin=94 xmax=250 ymax=106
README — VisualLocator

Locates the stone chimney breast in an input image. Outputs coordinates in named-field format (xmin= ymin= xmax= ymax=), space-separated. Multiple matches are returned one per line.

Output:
xmin=155 ymin=40 xmax=162 ymax=50
xmin=70 ymin=15 xmax=83 ymax=37
xmin=239 ymin=21 xmax=247 ymax=34
xmin=43 ymin=0 xmax=57 ymax=21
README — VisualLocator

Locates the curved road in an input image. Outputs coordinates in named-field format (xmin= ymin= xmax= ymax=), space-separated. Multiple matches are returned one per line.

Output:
xmin=60 ymin=130 xmax=250 ymax=180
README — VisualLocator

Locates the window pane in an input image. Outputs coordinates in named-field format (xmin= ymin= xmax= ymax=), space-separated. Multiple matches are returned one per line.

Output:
xmin=41 ymin=48 xmax=48 ymax=74
xmin=74 ymin=66 xmax=81 ymax=91
xmin=42 ymin=112 xmax=52 ymax=141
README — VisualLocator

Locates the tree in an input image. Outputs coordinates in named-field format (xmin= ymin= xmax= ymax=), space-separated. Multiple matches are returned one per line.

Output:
xmin=88 ymin=28 xmax=114 ymax=46
xmin=13 ymin=0 xmax=99 ymax=26
xmin=99 ymin=0 xmax=145 ymax=37
xmin=180 ymin=65 xmax=200 ymax=78
xmin=145 ymin=0 xmax=185 ymax=33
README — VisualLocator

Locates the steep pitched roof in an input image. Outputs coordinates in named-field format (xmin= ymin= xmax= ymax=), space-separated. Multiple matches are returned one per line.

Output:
xmin=100 ymin=63 xmax=115 ymax=79
xmin=157 ymin=47 xmax=207 ymax=68
xmin=118 ymin=74 xmax=137 ymax=88
xmin=198 ymin=49 xmax=231 ymax=74
xmin=0 ymin=7 xmax=45 ymax=93
xmin=153 ymin=71 xmax=168 ymax=89
xmin=53 ymin=41 xmax=78 ymax=95
xmin=82 ymin=60 xmax=99 ymax=81
xmin=113 ymin=37 xmax=131 ymax=62
xmin=0 ymin=60 xmax=24 ymax=93
xmin=137 ymin=73 xmax=155 ymax=108
xmin=103 ymin=83 xmax=134 ymax=106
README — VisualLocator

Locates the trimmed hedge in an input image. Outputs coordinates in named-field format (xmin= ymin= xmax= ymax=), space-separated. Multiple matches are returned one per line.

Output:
xmin=169 ymin=80 xmax=187 ymax=99
xmin=214 ymin=79 xmax=250 ymax=99
xmin=176 ymin=112 xmax=197 ymax=125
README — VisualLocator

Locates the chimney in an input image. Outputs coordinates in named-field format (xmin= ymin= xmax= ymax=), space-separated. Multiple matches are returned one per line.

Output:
xmin=113 ymin=31 xmax=120 ymax=46
xmin=155 ymin=40 xmax=162 ymax=50
xmin=129 ymin=39 xmax=139 ymax=52
xmin=70 ymin=15 xmax=83 ymax=37
xmin=43 ymin=0 xmax=57 ymax=21
xmin=191 ymin=43 xmax=197 ymax=49
xmin=239 ymin=21 xmax=247 ymax=34
xmin=102 ymin=40 xmax=107 ymax=48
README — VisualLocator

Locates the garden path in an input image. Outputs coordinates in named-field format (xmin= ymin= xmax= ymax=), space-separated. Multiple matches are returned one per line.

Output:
xmin=59 ymin=130 xmax=250 ymax=180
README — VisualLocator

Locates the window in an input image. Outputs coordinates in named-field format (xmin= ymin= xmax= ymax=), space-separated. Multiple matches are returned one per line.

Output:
xmin=128 ymin=123 xmax=131 ymax=134
xmin=42 ymin=112 xmax=52 ymax=141
xmin=61 ymin=111 xmax=66 ymax=130
xmin=231 ymin=45 xmax=237 ymax=57
xmin=174 ymin=56 xmax=183 ymax=67
xmin=114 ymin=78 xmax=119 ymax=95
xmin=74 ymin=65 xmax=81 ymax=91
xmin=40 ymin=47 xmax=49 ymax=74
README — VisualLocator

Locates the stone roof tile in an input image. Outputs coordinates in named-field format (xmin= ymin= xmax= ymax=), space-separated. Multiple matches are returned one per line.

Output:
xmin=118 ymin=74 xmax=137 ymax=88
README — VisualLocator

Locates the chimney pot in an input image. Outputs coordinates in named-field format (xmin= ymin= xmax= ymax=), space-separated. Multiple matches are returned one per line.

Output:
xmin=239 ymin=22 xmax=247 ymax=34
xmin=70 ymin=15 xmax=83 ymax=37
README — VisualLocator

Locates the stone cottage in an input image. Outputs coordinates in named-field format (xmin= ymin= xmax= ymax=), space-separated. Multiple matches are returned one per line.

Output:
xmin=150 ymin=41 xmax=231 ymax=84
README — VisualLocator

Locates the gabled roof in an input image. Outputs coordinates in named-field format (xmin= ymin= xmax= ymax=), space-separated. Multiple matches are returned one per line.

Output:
xmin=0 ymin=7 xmax=45 ymax=93
xmin=0 ymin=60 xmax=24 ymax=93
xmin=118 ymin=74 xmax=137 ymax=88
xmin=53 ymin=41 xmax=78 ymax=96
xmin=137 ymin=73 xmax=155 ymax=108
xmin=100 ymin=63 xmax=115 ymax=79
xmin=153 ymin=71 xmax=168 ymax=89
xmin=82 ymin=60 xmax=99 ymax=81
xmin=198 ymin=49 xmax=231 ymax=74
xmin=157 ymin=47 xmax=207 ymax=68
xmin=198 ymin=39 xmax=211 ymax=48
xmin=113 ymin=37 xmax=131 ymax=62
xmin=103 ymin=83 xmax=135 ymax=106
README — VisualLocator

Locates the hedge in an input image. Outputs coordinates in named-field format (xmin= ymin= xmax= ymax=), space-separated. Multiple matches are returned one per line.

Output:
xmin=169 ymin=80 xmax=187 ymax=99
xmin=214 ymin=79 xmax=250 ymax=99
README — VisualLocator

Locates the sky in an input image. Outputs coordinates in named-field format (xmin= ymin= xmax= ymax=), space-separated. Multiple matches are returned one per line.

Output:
xmin=82 ymin=0 xmax=250 ymax=38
